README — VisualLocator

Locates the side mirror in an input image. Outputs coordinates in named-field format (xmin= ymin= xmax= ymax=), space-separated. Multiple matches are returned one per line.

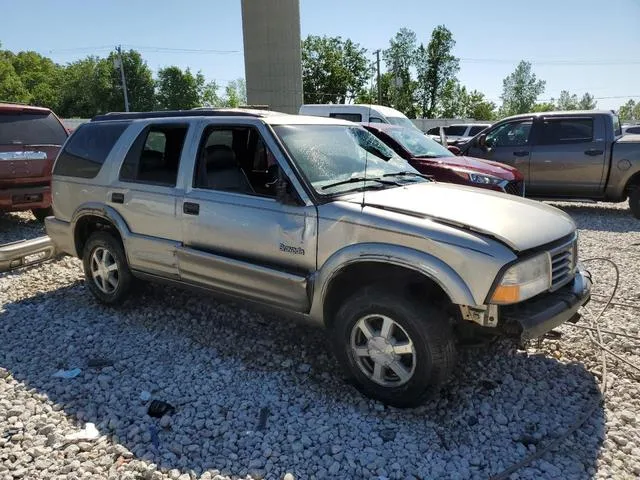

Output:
xmin=477 ymin=133 xmax=487 ymax=149
xmin=276 ymin=176 xmax=301 ymax=206
xmin=447 ymin=146 xmax=461 ymax=155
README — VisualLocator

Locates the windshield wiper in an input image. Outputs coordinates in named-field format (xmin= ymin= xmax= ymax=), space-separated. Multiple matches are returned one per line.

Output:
xmin=382 ymin=171 xmax=433 ymax=180
xmin=321 ymin=176 xmax=400 ymax=190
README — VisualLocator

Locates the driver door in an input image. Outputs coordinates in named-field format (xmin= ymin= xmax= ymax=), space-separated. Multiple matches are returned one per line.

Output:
xmin=466 ymin=118 xmax=534 ymax=186
xmin=177 ymin=119 xmax=318 ymax=313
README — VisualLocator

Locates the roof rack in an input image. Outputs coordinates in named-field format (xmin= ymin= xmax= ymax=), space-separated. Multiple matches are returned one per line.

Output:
xmin=90 ymin=108 xmax=275 ymax=122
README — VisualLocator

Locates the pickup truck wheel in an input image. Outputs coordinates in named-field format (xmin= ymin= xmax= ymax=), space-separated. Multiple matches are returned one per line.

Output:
xmin=629 ymin=187 xmax=640 ymax=219
xmin=331 ymin=285 xmax=457 ymax=408
xmin=31 ymin=207 xmax=53 ymax=222
xmin=82 ymin=232 xmax=133 ymax=305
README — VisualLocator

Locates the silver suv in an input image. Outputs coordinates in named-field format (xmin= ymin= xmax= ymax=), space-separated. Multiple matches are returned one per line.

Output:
xmin=41 ymin=108 xmax=591 ymax=407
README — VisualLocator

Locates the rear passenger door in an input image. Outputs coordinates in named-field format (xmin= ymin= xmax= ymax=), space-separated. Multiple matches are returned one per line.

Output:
xmin=177 ymin=119 xmax=318 ymax=313
xmin=529 ymin=116 xmax=606 ymax=197
xmin=108 ymin=122 xmax=193 ymax=278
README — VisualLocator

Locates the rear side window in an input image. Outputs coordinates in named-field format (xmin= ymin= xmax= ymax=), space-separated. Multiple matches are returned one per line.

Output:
xmin=469 ymin=125 xmax=487 ymax=135
xmin=329 ymin=112 xmax=362 ymax=122
xmin=0 ymin=111 xmax=67 ymax=145
xmin=539 ymin=118 xmax=593 ymax=145
xmin=119 ymin=124 xmax=188 ymax=187
xmin=627 ymin=126 xmax=640 ymax=135
xmin=445 ymin=126 xmax=467 ymax=136
xmin=53 ymin=122 xmax=129 ymax=178
xmin=369 ymin=117 xmax=385 ymax=123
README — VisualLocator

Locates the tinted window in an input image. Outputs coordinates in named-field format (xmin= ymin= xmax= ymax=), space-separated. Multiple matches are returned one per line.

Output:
xmin=0 ymin=111 xmax=68 ymax=145
xmin=469 ymin=125 xmax=487 ymax=135
xmin=427 ymin=127 xmax=441 ymax=135
xmin=627 ymin=126 xmax=640 ymax=135
xmin=53 ymin=122 xmax=129 ymax=178
xmin=369 ymin=117 xmax=385 ymax=123
xmin=486 ymin=120 xmax=532 ymax=147
xmin=329 ymin=112 xmax=362 ymax=122
xmin=119 ymin=124 xmax=188 ymax=186
xmin=539 ymin=118 xmax=593 ymax=145
xmin=444 ymin=126 xmax=467 ymax=136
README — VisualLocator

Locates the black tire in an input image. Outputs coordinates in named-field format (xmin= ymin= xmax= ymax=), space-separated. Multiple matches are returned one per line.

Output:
xmin=82 ymin=232 xmax=134 ymax=305
xmin=31 ymin=207 xmax=53 ymax=222
xmin=330 ymin=285 xmax=457 ymax=408
xmin=629 ymin=187 xmax=640 ymax=219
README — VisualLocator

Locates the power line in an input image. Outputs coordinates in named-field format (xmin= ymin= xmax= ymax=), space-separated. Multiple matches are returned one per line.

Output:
xmin=122 ymin=45 xmax=240 ymax=54
xmin=459 ymin=57 xmax=640 ymax=66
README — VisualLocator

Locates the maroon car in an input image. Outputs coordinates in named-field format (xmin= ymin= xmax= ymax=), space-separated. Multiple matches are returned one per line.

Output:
xmin=363 ymin=123 xmax=525 ymax=196
xmin=0 ymin=103 xmax=68 ymax=221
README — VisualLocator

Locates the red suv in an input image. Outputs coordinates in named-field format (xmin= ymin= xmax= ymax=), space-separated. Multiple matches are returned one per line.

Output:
xmin=0 ymin=103 xmax=68 ymax=221
xmin=364 ymin=123 xmax=525 ymax=195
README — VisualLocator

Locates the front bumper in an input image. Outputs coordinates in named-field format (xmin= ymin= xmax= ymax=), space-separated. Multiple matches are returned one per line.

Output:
xmin=500 ymin=264 xmax=592 ymax=341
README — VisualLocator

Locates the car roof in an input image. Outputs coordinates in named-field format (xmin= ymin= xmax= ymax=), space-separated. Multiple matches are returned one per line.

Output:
xmin=501 ymin=109 xmax=616 ymax=122
xmin=0 ymin=102 xmax=52 ymax=114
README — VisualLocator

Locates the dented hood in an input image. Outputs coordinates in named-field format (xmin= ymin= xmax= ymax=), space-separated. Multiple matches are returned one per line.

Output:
xmin=346 ymin=182 xmax=576 ymax=252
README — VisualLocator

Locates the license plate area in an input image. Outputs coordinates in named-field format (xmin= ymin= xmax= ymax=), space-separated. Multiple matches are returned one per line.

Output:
xmin=11 ymin=193 xmax=43 ymax=204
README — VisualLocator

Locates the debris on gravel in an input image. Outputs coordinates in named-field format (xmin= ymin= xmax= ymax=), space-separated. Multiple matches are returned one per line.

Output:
xmin=1 ymin=203 xmax=639 ymax=479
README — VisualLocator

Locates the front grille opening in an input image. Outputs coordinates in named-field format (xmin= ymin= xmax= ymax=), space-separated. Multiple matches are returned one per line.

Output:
xmin=549 ymin=240 xmax=576 ymax=291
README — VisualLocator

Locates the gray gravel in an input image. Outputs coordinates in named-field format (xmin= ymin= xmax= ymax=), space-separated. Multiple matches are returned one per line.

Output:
xmin=1 ymin=204 xmax=639 ymax=480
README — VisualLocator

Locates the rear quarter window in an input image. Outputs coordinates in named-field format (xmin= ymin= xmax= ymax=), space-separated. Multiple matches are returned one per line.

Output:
xmin=0 ymin=111 xmax=68 ymax=145
xmin=53 ymin=122 xmax=130 ymax=179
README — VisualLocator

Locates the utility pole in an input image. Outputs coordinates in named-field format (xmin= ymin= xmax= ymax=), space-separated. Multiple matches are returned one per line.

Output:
xmin=115 ymin=45 xmax=130 ymax=112
xmin=374 ymin=49 xmax=381 ymax=105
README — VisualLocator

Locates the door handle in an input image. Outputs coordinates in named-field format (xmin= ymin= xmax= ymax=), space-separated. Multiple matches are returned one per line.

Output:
xmin=183 ymin=202 xmax=200 ymax=215
xmin=513 ymin=151 xmax=529 ymax=157
xmin=111 ymin=192 xmax=124 ymax=204
xmin=584 ymin=149 xmax=603 ymax=156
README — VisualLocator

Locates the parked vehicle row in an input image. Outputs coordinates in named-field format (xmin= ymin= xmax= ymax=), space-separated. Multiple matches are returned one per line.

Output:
xmin=426 ymin=123 xmax=491 ymax=145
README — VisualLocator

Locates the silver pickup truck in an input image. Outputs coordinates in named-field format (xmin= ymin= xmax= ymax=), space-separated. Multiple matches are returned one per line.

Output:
xmin=0 ymin=109 xmax=592 ymax=407
xmin=460 ymin=110 xmax=640 ymax=217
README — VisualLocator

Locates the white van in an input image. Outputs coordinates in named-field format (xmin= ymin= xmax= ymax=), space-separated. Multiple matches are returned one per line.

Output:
xmin=298 ymin=104 xmax=419 ymax=130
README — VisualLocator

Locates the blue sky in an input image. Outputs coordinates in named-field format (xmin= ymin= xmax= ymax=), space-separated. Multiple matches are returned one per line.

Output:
xmin=3 ymin=0 xmax=640 ymax=110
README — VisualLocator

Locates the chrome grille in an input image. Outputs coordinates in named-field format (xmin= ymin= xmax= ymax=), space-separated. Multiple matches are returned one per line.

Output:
xmin=549 ymin=238 xmax=577 ymax=291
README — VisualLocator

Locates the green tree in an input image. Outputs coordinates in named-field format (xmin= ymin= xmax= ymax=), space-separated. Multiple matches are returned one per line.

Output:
xmin=531 ymin=102 xmax=557 ymax=113
xmin=356 ymin=71 xmax=393 ymax=106
xmin=415 ymin=25 xmax=459 ymax=118
xmin=10 ymin=50 xmax=63 ymax=109
xmin=383 ymin=28 xmax=417 ymax=116
xmin=500 ymin=61 xmax=546 ymax=116
xmin=577 ymin=92 xmax=597 ymax=110
xmin=465 ymin=90 xmax=497 ymax=120
xmin=201 ymin=80 xmax=222 ymax=107
xmin=556 ymin=90 xmax=579 ymax=110
xmin=0 ymin=46 xmax=30 ymax=104
xmin=301 ymin=35 xmax=369 ymax=104
xmin=106 ymin=49 xmax=155 ymax=112
xmin=222 ymin=78 xmax=247 ymax=107
xmin=439 ymin=80 xmax=497 ymax=120
xmin=57 ymin=56 xmax=113 ymax=117
xmin=619 ymin=99 xmax=638 ymax=121
xmin=155 ymin=66 xmax=205 ymax=110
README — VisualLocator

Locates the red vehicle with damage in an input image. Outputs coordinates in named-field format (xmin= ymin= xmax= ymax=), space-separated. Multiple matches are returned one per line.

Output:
xmin=0 ymin=103 xmax=68 ymax=221
xmin=363 ymin=123 xmax=525 ymax=196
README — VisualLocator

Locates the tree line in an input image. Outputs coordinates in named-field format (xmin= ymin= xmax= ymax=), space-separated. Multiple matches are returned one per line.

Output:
xmin=1 ymin=31 xmax=639 ymax=122
xmin=0 ymin=43 xmax=246 ymax=118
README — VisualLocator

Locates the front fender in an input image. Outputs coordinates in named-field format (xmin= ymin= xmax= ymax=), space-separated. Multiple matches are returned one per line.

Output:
xmin=309 ymin=242 xmax=477 ymax=324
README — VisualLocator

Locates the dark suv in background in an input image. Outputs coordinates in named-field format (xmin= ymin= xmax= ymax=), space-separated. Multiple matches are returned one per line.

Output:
xmin=0 ymin=103 xmax=68 ymax=221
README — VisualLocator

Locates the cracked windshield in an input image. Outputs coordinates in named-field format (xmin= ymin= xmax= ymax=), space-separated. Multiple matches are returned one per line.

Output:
xmin=274 ymin=124 xmax=425 ymax=194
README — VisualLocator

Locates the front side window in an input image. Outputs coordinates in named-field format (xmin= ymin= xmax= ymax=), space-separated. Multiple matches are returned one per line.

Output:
xmin=329 ymin=112 xmax=362 ymax=122
xmin=486 ymin=120 xmax=533 ymax=147
xmin=469 ymin=125 xmax=488 ymax=136
xmin=119 ymin=124 xmax=188 ymax=187
xmin=273 ymin=124 xmax=425 ymax=196
xmin=385 ymin=127 xmax=454 ymax=158
xmin=539 ymin=118 xmax=593 ymax=145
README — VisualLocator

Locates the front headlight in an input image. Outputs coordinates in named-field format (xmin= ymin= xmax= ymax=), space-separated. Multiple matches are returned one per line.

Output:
xmin=490 ymin=253 xmax=551 ymax=304
xmin=469 ymin=173 xmax=503 ymax=185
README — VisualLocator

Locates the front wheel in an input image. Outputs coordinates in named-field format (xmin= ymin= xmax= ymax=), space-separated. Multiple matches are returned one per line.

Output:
xmin=629 ymin=187 xmax=640 ymax=219
xmin=82 ymin=232 xmax=134 ymax=305
xmin=330 ymin=285 xmax=457 ymax=408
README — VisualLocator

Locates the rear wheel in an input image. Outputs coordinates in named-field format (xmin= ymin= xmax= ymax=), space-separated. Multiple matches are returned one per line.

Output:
xmin=629 ymin=187 xmax=640 ymax=219
xmin=31 ymin=207 xmax=53 ymax=222
xmin=82 ymin=232 xmax=134 ymax=305
xmin=330 ymin=285 xmax=457 ymax=408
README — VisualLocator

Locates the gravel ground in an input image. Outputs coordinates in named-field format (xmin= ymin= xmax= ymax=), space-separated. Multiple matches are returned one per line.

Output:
xmin=0 ymin=204 xmax=639 ymax=480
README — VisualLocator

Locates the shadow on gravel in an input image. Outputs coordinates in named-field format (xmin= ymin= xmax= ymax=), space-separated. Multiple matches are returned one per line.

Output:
xmin=1 ymin=282 xmax=605 ymax=479
xmin=0 ymin=211 xmax=45 ymax=244
xmin=550 ymin=203 xmax=639 ymax=233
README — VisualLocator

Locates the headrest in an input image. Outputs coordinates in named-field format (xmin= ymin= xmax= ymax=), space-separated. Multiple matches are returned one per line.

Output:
xmin=205 ymin=144 xmax=237 ymax=170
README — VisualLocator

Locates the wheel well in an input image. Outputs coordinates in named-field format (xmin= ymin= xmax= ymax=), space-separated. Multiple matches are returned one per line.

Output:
xmin=625 ymin=172 xmax=640 ymax=197
xmin=74 ymin=215 xmax=123 ymax=257
xmin=323 ymin=262 xmax=452 ymax=328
